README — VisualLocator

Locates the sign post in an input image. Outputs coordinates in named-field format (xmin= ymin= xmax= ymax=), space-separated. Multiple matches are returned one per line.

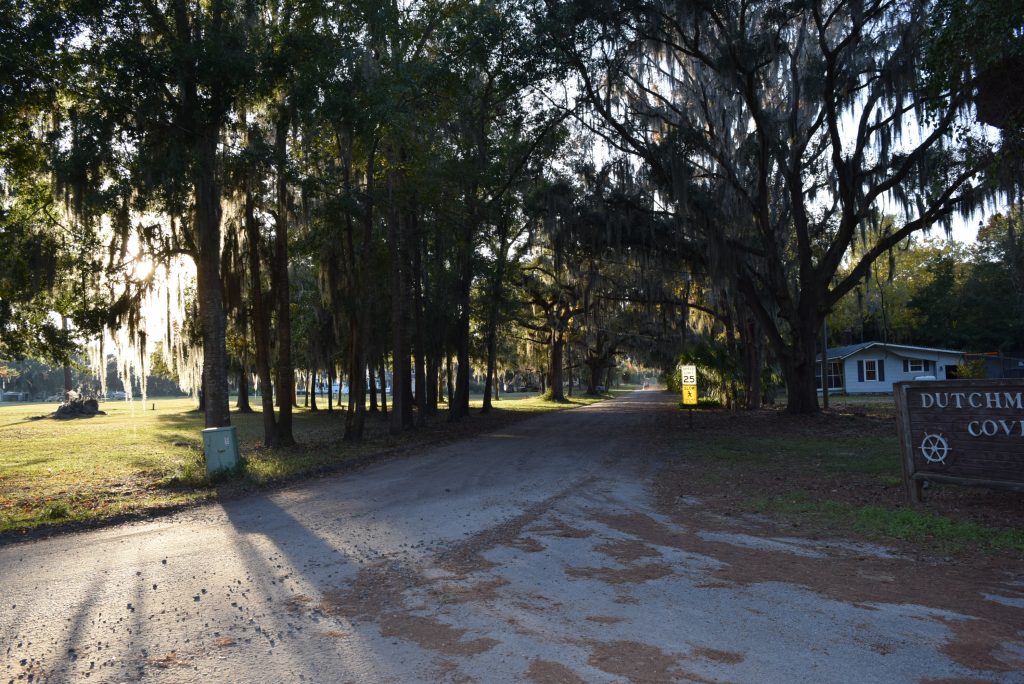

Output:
xmin=681 ymin=364 xmax=697 ymax=428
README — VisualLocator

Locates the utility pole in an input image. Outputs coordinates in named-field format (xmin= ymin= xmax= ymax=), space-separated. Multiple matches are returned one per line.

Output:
xmin=821 ymin=319 xmax=829 ymax=411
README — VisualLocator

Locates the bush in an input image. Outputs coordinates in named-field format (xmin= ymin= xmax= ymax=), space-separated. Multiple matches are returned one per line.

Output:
xmin=42 ymin=502 xmax=69 ymax=520
xmin=956 ymin=359 xmax=988 ymax=379
xmin=663 ymin=369 xmax=681 ymax=394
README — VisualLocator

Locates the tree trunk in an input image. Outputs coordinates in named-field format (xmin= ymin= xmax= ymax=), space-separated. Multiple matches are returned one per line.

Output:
xmin=745 ymin=319 xmax=763 ymax=410
xmin=452 ymin=262 xmax=472 ymax=420
xmin=327 ymin=365 xmax=334 ymax=412
xmin=783 ymin=318 xmax=822 ymax=414
xmin=272 ymin=107 xmax=295 ymax=446
xmin=404 ymin=366 xmax=415 ymax=420
xmin=345 ymin=318 xmax=366 ymax=441
xmin=421 ymin=241 xmax=440 ymax=416
xmin=445 ymin=353 xmax=454 ymax=406
xmin=236 ymin=364 xmax=253 ymax=413
xmin=481 ymin=290 xmax=500 ymax=413
xmin=425 ymin=353 xmax=439 ymax=414
xmin=784 ymin=361 xmax=819 ymax=414
xmin=724 ymin=302 xmax=738 ymax=411
xmin=368 ymin=363 xmax=378 ymax=412
xmin=62 ymin=317 xmax=72 ymax=396
xmin=412 ymin=214 xmax=426 ymax=427
xmin=547 ymin=331 xmax=566 ymax=401
xmin=195 ymin=134 xmax=231 ymax=429
xmin=587 ymin=360 xmax=601 ymax=394
xmin=566 ymin=344 xmax=573 ymax=398
xmin=309 ymin=371 xmax=318 ymax=411
xmin=450 ymin=211 xmax=474 ymax=420
xmin=379 ymin=356 xmax=388 ymax=418
xmin=244 ymin=183 xmax=277 ymax=445
xmin=387 ymin=191 xmax=413 ymax=433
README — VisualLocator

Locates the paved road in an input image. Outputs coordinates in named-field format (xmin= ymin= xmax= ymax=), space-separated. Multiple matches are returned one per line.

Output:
xmin=2 ymin=391 xmax=1022 ymax=683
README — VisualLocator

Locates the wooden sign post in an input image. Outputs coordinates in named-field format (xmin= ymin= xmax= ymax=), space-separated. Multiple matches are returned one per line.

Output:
xmin=894 ymin=379 xmax=1024 ymax=503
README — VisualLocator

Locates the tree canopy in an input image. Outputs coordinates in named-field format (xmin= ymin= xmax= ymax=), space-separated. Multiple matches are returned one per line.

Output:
xmin=1 ymin=0 xmax=1018 ymax=419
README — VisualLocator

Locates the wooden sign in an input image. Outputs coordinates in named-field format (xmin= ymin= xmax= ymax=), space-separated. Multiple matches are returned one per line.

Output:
xmin=894 ymin=379 xmax=1024 ymax=502
xmin=681 ymin=365 xmax=697 ymax=406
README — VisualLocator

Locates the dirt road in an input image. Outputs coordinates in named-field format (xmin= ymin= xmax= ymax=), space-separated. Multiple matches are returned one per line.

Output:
xmin=2 ymin=391 xmax=1022 ymax=682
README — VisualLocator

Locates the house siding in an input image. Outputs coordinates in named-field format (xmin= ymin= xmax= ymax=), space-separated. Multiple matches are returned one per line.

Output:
xmin=840 ymin=349 xmax=964 ymax=394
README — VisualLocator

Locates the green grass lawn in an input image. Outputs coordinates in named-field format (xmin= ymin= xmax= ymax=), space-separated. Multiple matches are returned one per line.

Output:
xmin=0 ymin=390 xmax=612 ymax=535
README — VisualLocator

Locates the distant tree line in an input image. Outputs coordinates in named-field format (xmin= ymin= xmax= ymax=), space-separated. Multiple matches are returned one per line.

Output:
xmin=830 ymin=209 xmax=1024 ymax=352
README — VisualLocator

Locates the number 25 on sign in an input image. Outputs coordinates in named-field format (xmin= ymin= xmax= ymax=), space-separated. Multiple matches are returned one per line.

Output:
xmin=681 ymin=365 xmax=697 ymax=406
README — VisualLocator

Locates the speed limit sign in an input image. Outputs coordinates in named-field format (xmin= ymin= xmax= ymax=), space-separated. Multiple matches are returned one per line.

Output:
xmin=681 ymin=365 xmax=697 ymax=406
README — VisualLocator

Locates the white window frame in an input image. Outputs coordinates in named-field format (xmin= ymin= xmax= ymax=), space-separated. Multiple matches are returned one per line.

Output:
xmin=864 ymin=359 xmax=879 ymax=382
xmin=908 ymin=359 xmax=925 ymax=373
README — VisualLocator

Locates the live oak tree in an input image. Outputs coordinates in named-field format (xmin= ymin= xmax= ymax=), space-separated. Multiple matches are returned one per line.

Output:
xmin=222 ymin=0 xmax=340 ymax=446
xmin=924 ymin=0 xmax=1024 ymax=136
xmin=437 ymin=0 xmax=564 ymax=419
xmin=551 ymin=0 xmax=996 ymax=412
xmin=0 ymin=0 xmax=109 ymax=365
xmin=58 ymin=0 xmax=266 ymax=427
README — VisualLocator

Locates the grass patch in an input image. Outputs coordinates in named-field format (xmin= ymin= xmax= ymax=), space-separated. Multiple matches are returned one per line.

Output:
xmin=695 ymin=434 xmax=900 ymax=476
xmin=747 ymin=490 xmax=849 ymax=519
xmin=0 ymin=390 xmax=611 ymax=535
xmin=854 ymin=506 xmax=1024 ymax=552
xmin=486 ymin=392 xmax=607 ymax=411
xmin=743 ymin=489 xmax=1024 ymax=553
xmin=41 ymin=501 xmax=70 ymax=521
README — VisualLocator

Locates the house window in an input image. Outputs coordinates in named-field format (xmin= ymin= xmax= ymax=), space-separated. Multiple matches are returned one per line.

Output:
xmin=857 ymin=358 xmax=886 ymax=383
xmin=865 ymin=359 xmax=879 ymax=382
xmin=816 ymin=361 xmax=843 ymax=390
xmin=904 ymin=359 xmax=931 ymax=374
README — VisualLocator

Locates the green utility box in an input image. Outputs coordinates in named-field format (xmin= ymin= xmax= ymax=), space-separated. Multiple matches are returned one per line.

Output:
xmin=202 ymin=425 xmax=240 ymax=476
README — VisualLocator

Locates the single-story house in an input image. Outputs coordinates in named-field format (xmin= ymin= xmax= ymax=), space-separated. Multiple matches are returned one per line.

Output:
xmin=816 ymin=342 xmax=965 ymax=394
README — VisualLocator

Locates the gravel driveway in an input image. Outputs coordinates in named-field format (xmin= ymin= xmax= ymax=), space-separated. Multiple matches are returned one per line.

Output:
xmin=2 ymin=391 xmax=1022 ymax=683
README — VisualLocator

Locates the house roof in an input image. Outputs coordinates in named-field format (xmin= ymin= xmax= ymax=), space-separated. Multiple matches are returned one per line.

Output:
xmin=819 ymin=341 xmax=965 ymax=361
